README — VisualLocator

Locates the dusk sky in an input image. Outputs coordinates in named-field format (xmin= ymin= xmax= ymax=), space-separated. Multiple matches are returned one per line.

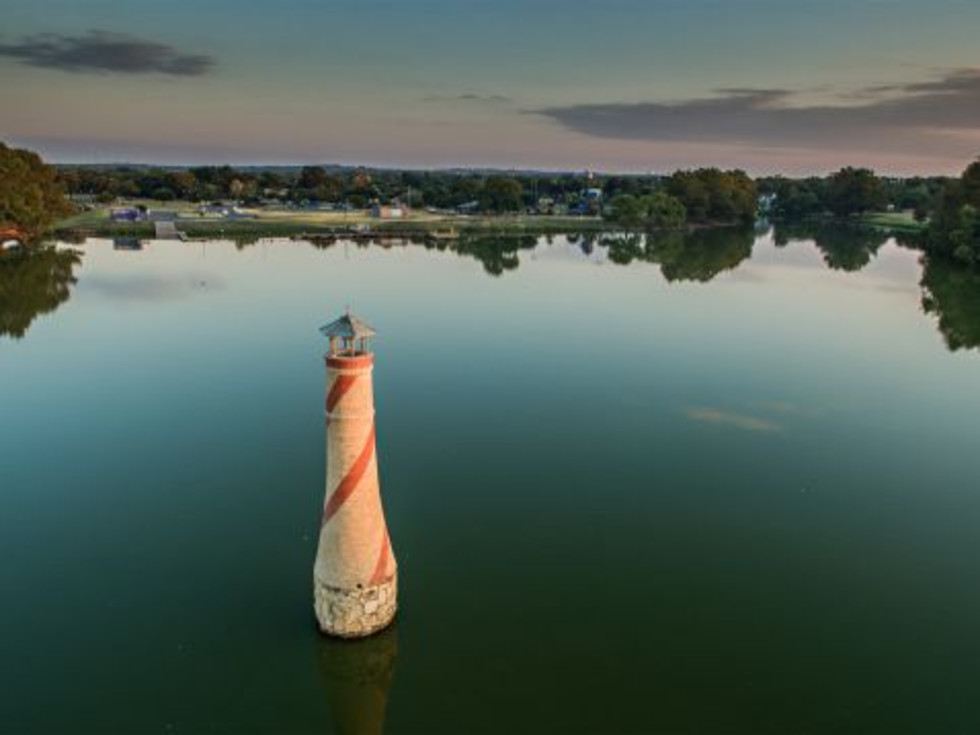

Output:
xmin=3 ymin=0 xmax=980 ymax=174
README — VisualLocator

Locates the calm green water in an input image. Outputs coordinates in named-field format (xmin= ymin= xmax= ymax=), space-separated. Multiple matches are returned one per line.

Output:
xmin=2 ymin=227 xmax=980 ymax=734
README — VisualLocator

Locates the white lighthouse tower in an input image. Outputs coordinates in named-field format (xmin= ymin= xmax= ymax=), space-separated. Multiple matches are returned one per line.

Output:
xmin=314 ymin=312 xmax=397 ymax=637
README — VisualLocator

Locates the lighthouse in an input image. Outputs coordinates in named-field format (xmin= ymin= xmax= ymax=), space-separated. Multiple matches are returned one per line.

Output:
xmin=314 ymin=312 xmax=397 ymax=638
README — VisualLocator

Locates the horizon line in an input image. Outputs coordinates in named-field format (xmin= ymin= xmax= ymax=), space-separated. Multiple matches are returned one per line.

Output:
xmin=42 ymin=158 xmax=959 ymax=179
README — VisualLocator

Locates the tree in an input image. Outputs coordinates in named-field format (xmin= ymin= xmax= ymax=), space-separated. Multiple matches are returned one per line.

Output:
xmin=299 ymin=166 xmax=328 ymax=190
xmin=258 ymin=171 xmax=287 ymax=193
xmin=481 ymin=177 xmax=524 ymax=213
xmin=57 ymin=169 xmax=81 ymax=197
xmin=351 ymin=170 xmax=373 ymax=191
xmin=926 ymin=159 xmax=980 ymax=266
xmin=960 ymin=159 xmax=980 ymax=205
xmin=448 ymin=176 xmax=482 ymax=207
xmin=826 ymin=167 xmax=886 ymax=217
xmin=0 ymin=142 xmax=73 ymax=242
xmin=666 ymin=169 xmax=757 ymax=224
xmin=606 ymin=191 xmax=686 ymax=229
xmin=316 ymin=175 xmax=345 ymax=203
xmin=761 ymin=176 xmax=827 ymax=220
xmin=165 ymin=171 xmax=198 ymax=200
xmin=667 ymin=172 xmax=710 ymax=221
xmin=646 ymin=191 xmax=687 ymax=229
xmin=608 ymin=194 xmax=646 ymax=227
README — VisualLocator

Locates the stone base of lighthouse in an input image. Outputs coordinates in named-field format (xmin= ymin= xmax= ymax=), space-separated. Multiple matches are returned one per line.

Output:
xmin=314 ymin=573 xmax=397 ymax=638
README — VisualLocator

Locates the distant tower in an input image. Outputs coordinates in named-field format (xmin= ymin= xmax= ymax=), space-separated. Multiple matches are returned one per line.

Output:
xmin=314 ymin=312 xmax=397 ymax=638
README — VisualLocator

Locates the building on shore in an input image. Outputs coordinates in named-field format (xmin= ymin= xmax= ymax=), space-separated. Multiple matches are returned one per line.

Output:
xmin=370 ymin=204 xmax=406 ymax=219
xmin=110 ymin=207 xmax=142 ymax=222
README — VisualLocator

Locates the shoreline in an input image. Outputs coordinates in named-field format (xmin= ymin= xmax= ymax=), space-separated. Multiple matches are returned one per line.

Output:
xmin=51 ymin=204 xmax=926 ymax=243
xmin=54 ymin=217 xmax=655 ymax=241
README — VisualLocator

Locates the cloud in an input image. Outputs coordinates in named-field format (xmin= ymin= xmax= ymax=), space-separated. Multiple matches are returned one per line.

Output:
xmin=424 ymin=92 xmax=511 ymax=103
xmin=683 ymin=407 xmax=782 ymax=433
xmin=0 ymin=30 xmax=214 ymax=76
xmin=84 ymin=273 xmax=222 ymax=301
xmin=537 ymin=69 xmax=980 ymax=157
xmin=750 ymin=400 xmax=832 ymax=418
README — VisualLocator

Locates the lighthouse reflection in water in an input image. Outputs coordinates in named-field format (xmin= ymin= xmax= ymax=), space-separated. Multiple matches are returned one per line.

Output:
xmin=317 ymin=626 xmax=398 ymax=735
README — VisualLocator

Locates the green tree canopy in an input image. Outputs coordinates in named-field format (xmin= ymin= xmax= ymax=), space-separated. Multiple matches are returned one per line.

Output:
xmin=826 ymin=167 xmax=886 ymax=217
xmin=480 ymin=177 xmax=524 ymax=213
xmin=608 ymin=194 xmax=647 ymax=228
xmin=299 ymin=166 xmax=328 ymax=190
xmin=0 ymin=142 xmax=73 ymax=242
xmin=665 ymin=169 xmax=757 ymax=225
xmin=607 ymin=192 xmax=687 ymax=229
xmin=927 ymin=159 xmax=980 ymax=266
xmin=647 ymin=191 xmax=687 ymax=229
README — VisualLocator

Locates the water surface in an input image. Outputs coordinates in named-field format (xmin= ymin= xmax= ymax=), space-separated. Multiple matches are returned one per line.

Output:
xmin=2 ymin=228 xmax=979 ymax=733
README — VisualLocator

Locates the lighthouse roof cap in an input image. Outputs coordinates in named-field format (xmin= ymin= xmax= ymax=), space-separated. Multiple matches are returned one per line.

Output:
xmin=319 ymin=312 xmax=377 ymax=339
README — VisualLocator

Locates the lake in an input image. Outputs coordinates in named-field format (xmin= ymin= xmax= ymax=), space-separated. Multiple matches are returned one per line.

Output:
xmin=2 ymin=226 xmax=979 ymax=734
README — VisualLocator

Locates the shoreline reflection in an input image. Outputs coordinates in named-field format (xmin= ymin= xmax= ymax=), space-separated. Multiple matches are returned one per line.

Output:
xmin=9 ymin=227 xmax=980 ymax=355
xmin=0 ymin=245 xmax=81 ymax=339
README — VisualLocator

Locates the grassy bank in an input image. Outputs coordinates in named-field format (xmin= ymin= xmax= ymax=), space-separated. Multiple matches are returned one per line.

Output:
xmin=54 ymin=202 xmax=927 ymax=242
xmin=859 ymin=211 xmax=927 ymax=232
xmin=54 ymin=204 xmax=613 ymax=239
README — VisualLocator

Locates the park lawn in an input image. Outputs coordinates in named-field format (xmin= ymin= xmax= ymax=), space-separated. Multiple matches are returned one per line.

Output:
xmin=248 ymin=208 xmax=444 ymax=225
xmin=57 ymin=208 xmax=113 ymax=229
xmin=861 ymin=210 xmax=926 ymax=232
xmin=54 ymin=201 xmax=610 ymax=237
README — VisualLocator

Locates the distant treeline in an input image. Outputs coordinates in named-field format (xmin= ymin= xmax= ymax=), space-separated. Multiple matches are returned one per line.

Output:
xmin=758 ymin=162 xmax=980 ymax=268
xmin=4 ymin=138 xmax=980 ymax=269
xmin=55 ymin=163 xmax=760 ymax=223
xmin=756 ymin=168 xmax=949 ymax=221
xmin=56 ymin=164 xmax=609 ymax=213
xmin=54 ymin=162 xmax=950 ymax=224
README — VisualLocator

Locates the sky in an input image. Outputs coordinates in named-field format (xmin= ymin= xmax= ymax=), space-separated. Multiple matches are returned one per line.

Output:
xmin=2 ymin=0 xmax=979 ymax=175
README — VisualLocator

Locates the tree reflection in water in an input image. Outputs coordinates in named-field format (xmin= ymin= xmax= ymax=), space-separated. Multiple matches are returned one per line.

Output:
xmin=301 ymin=233 xmax=537 ymax=277
xmin=921 ymin=256 xmax=980 ymax=352
xmin=646 ymin=228 xmax=755 ymax=282
xmin=0 ymin=246 xmax=81 ymax=339
xmin=450 ymin=234 xmax=537 ymax=276
xmin=601 ymin=232 xmax=645 ymax=265
xmin=8 ymin=232 xmax=974 ymax=356
xmin=599 ymin=228 xmax=756 ymax=281
xmin=774 ymin=222 xmax=889 ymax=271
